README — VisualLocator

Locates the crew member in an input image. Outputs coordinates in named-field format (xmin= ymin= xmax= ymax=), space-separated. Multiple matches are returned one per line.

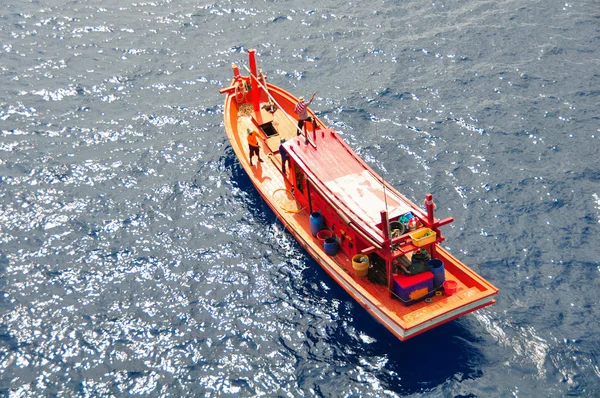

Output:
xmin=279 ymin=138 xmax=290 ymax=174
xmin=294 ymin=92 xmax=317 ymax=136
xmin=247 ymin=128 xmax=263 ymax=166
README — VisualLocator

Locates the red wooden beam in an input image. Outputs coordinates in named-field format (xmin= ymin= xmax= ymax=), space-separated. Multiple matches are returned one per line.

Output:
xmin=248 ymin=49 xmax=260 ymax=113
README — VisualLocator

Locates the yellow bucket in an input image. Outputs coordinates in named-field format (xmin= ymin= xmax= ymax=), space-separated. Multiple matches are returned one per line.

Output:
xmin=352 ymin=254 xmax=370 ymax=277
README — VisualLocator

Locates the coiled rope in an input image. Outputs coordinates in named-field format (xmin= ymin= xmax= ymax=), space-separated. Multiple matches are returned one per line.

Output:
xmin=272 ymin=188 xmax=305 ymax=214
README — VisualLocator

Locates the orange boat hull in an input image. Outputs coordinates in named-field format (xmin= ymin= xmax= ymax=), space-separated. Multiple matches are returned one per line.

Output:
xmin=221 ymin=53 xmax=498 ymax=341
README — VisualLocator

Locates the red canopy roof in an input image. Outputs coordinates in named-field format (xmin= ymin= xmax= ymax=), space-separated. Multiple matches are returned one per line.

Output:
xmin=285 ymin=129 xmax=418 ymax=246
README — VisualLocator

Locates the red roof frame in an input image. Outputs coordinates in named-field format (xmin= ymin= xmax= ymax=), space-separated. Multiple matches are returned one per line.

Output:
xmin=285 ymin=129 xmax=424 ymax=246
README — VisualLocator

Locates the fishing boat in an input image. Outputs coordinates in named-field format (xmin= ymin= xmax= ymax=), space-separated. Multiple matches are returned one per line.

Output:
xmin=220 ymin=49 xmax=498 ymax=341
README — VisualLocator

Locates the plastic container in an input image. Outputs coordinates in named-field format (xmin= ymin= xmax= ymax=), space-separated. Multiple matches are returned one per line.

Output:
xmin=389 ymin=221 xmax=406 ymax=237
xmin=428 ymin=259 xmax=445 ymax=288
xmin=407 ymin=217 xmax=418 ymax=231
xmin=410 ymin=228 xmax=437 ymax=247
xmin=443 ymin=280 xmax=458 ymax=296
xmin=323 ymin=237 xmax=338 ymax=256
xmin=393 ymin=271 xmax=434 ymax=305
xmin=310 ymin=211 xmax=325 ymax=236
xmin=316 ymin=229 xmax=332 ymax=243
xmin=398 ymin=212 xmax=414 ymax=225
xmin=352 ymin=254 xmax=370 ymax=277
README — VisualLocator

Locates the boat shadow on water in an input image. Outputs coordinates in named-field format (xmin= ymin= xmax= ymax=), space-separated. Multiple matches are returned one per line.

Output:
xmin=226 ymin=152 xmax=274 ymax=215
xmin=303 ymin=260 xmax=487 ymax=392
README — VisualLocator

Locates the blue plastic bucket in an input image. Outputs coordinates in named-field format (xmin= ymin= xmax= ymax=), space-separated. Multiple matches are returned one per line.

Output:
xmin=324 ymin=237 xmax=338 ymax=256
xmin=310 ymin=211 xmax=325 ymax=236
xmin=428 ymin=259 xmax=445 ymax=288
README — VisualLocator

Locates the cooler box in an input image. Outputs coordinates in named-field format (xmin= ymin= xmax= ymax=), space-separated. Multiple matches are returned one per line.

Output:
xmin=393 ymin=271 xmax=434 ymax=305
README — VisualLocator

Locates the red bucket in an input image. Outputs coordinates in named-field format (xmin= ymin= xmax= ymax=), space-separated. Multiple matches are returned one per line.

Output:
xmin=316 ymin=229 xmax=332 ymax=243
xmin=443 ymin=280 xmax=458 ymax=296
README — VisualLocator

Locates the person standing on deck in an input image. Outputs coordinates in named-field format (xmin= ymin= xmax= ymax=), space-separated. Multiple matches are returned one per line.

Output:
xmin=247 ymin=128 xmax=263 ymax=166
xmin=279 ymin=138 xmax=290 ymax=175
xmin=294 ymin=92 xmax=317 ymax=136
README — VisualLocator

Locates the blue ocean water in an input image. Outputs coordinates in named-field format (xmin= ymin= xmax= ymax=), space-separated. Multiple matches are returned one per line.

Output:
xmin=1 ymin=0 xmax=599 ymax=396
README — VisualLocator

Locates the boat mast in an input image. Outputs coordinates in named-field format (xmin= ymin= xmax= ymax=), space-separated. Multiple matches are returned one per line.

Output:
xmin=248 ymin=49 xmax=261 ymax=114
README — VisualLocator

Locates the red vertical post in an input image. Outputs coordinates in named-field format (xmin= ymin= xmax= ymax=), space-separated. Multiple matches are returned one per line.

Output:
xmin=424 ymin=193 xmax=437 ymax=258
xmin=380 ymin=210 xmax=390 ymax=244
xmin=388 ymin=258 xmax=395 ymax=298
xmin=248 ymin=49 xmax=260 ymax=113
xmin=381 ymin=210 xmax=395 ymax=297
xmin=425 ymin=193 xmax=435 ymax=225
xmin=232 ymin=63 xmax=241 ymax=78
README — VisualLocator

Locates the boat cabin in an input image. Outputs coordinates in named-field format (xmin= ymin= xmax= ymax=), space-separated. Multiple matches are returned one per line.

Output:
xmin=282 ymin=130 xmax=454 ymax=303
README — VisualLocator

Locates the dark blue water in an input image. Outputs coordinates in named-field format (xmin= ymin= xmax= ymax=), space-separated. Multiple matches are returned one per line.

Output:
xmin=1 ymin=0 xmax=599 ymax=396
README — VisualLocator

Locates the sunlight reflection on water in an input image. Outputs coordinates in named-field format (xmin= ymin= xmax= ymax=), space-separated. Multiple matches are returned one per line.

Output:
xmin=1 ymin=0 xmax=599 ymax=396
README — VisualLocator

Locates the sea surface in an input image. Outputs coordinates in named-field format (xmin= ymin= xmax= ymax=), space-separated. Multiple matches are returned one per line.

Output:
xmin=1 ymin=0 xmax=599 ymax=396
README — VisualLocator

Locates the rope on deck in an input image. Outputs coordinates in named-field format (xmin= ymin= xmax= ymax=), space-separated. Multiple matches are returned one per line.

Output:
xmin=272 ymin=188 xmax=305 ymax=214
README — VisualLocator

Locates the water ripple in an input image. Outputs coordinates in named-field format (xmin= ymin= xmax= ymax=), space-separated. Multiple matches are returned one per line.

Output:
xmin=1 ymin=0 xmax=599 ymax=396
